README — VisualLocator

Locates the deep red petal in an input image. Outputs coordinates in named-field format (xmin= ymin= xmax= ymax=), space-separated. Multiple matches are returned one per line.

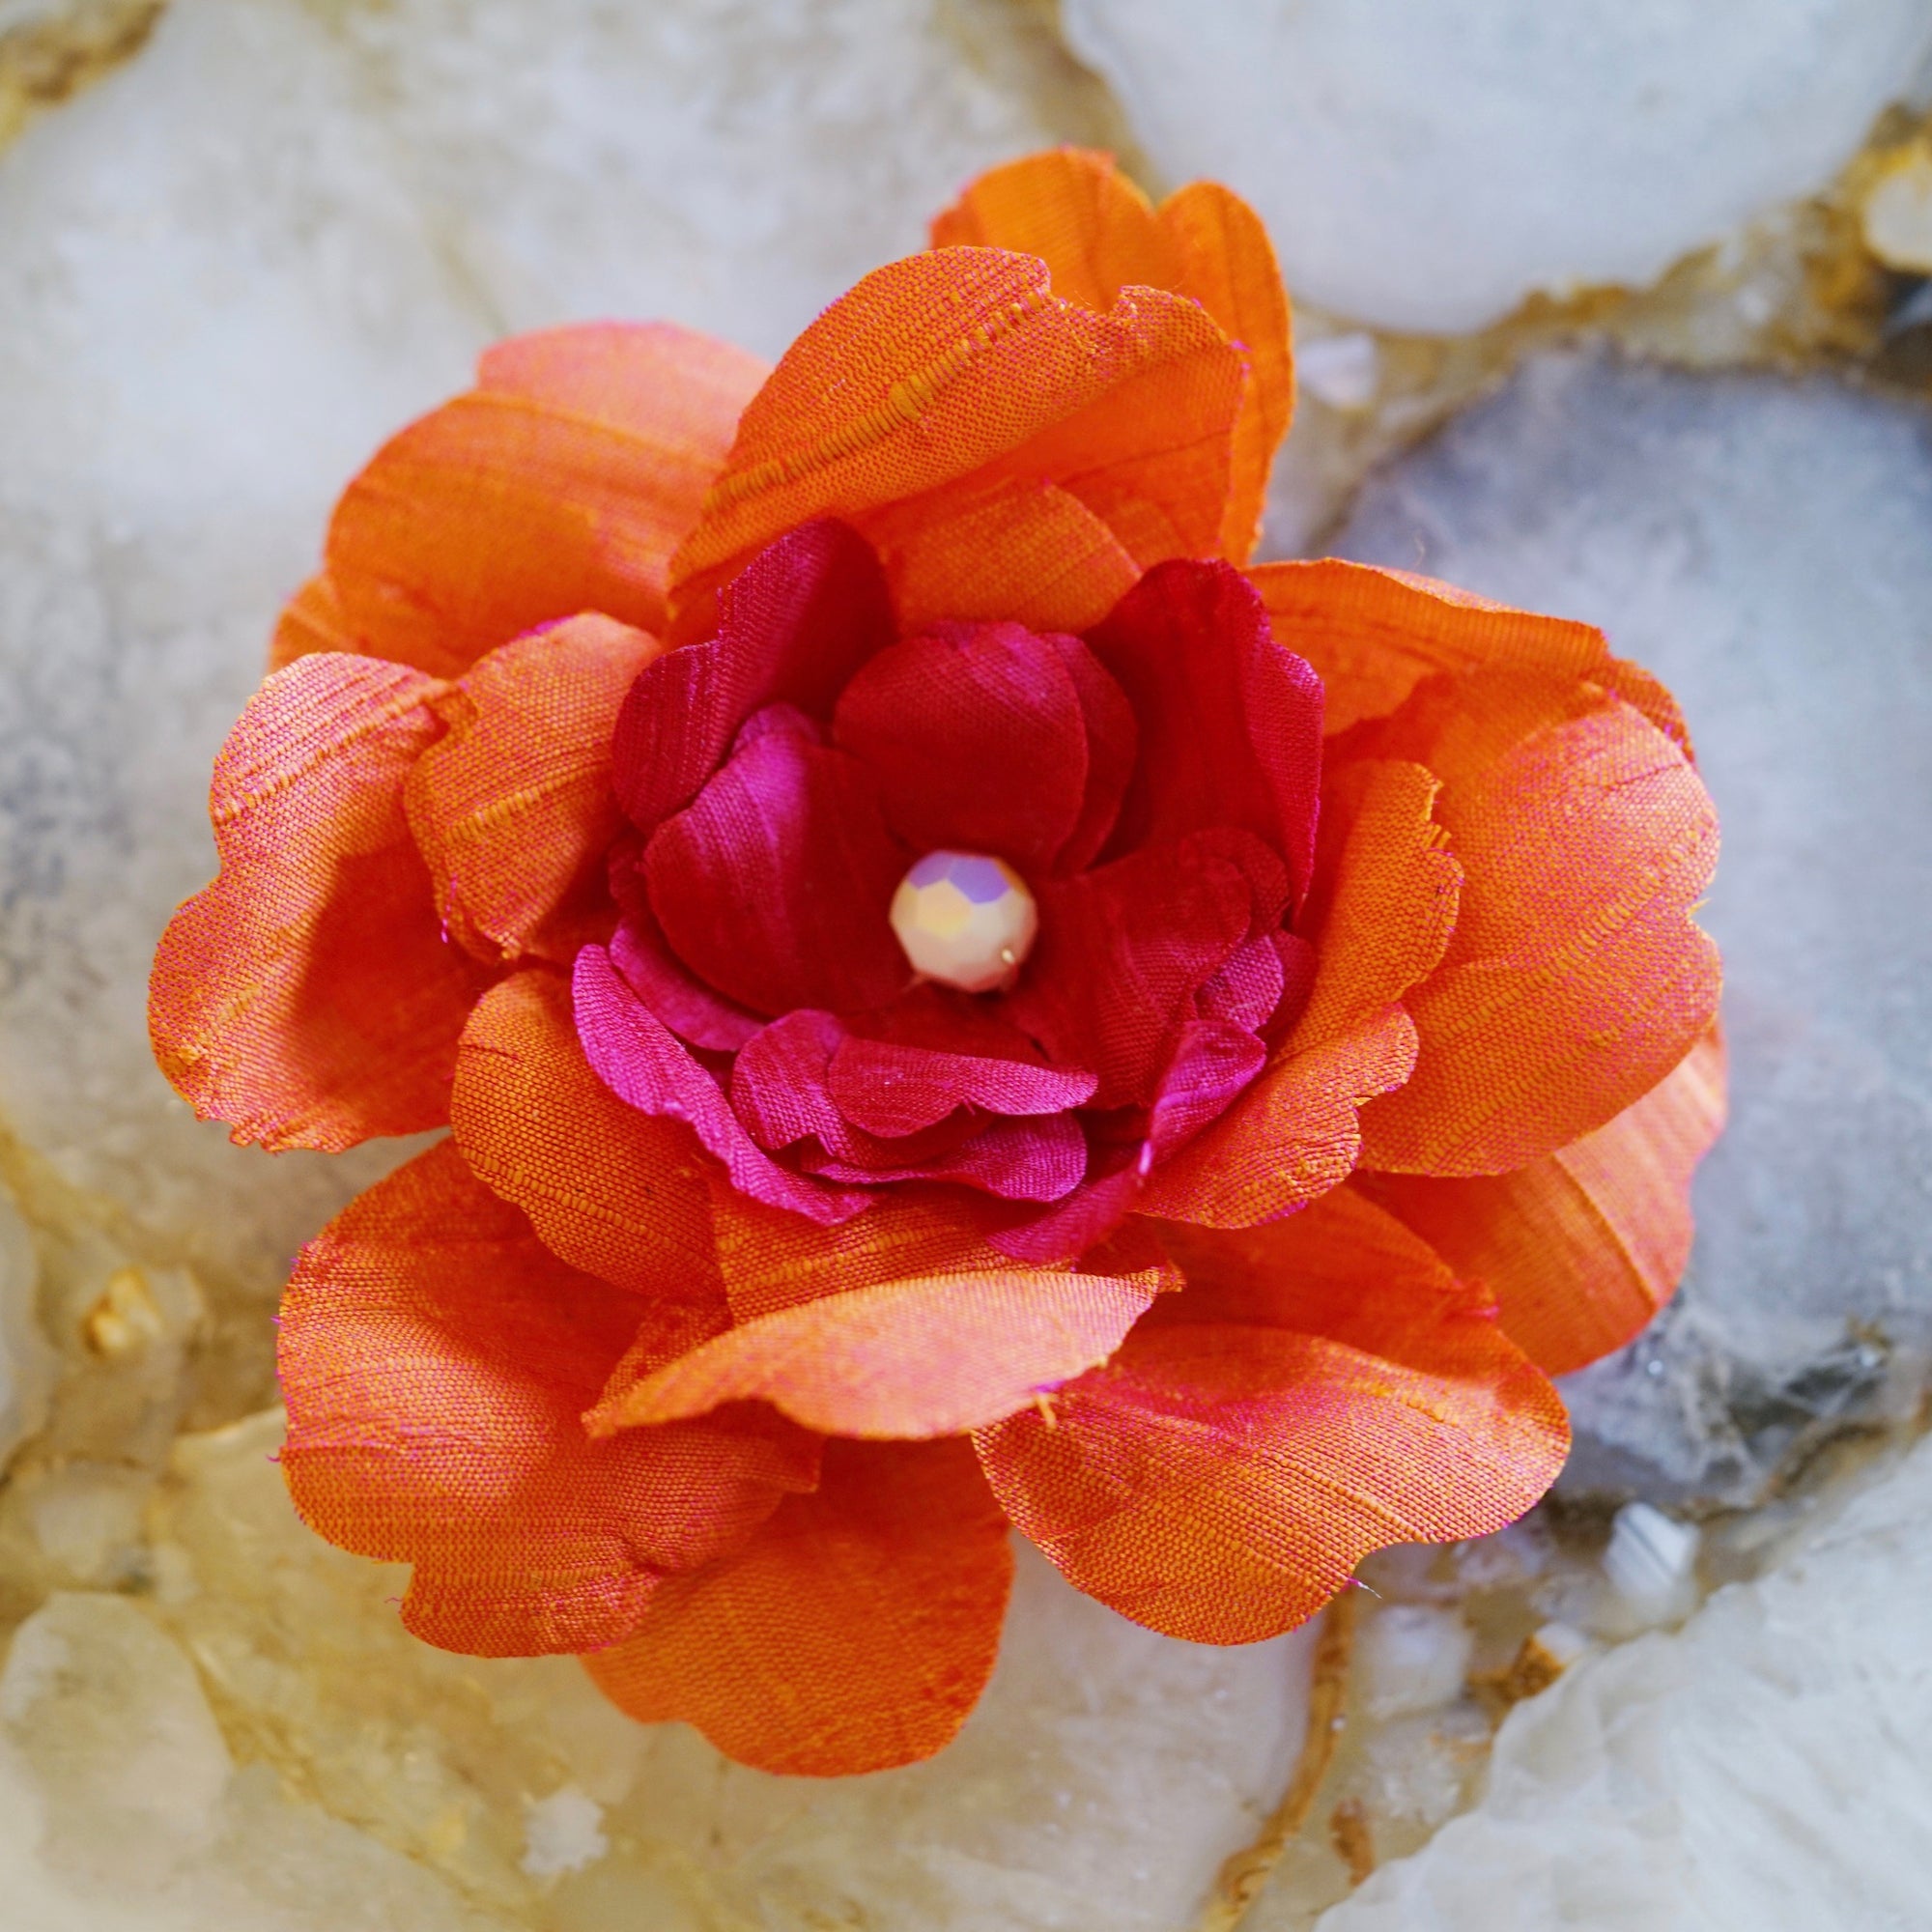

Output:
xmin=644 ymin=724 xmax=910 ymax=1017
xmin=1087 ymin=558 xmax=1323 ymax=909
xmin=1006 ymin=831 xmax=1257 ymax=1106
xmin=833 ymin=621 xmax=1094 ymax=871
xmin=611 ymin=521 xmax=895 ymax=835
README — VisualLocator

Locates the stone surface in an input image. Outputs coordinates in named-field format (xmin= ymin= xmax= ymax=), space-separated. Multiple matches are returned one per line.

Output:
xmin=1066 ymin=0 xmax=1932 ymax=332
xmin=1306 ymin=1433 xmax=1932 ymax=1931
xmin=1336 ymin=353 xmax=1932 ymax=1501
xmin=0 ymin=1182 xmax=55 ymax=1470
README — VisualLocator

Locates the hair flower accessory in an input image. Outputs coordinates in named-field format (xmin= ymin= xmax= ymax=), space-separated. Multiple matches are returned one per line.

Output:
xmin=150 ymin=150 xmax=1722 ymax=1776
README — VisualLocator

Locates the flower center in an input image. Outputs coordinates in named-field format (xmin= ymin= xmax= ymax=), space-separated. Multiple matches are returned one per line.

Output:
xmin=890 ymin=851 xmax=1038 ymax=995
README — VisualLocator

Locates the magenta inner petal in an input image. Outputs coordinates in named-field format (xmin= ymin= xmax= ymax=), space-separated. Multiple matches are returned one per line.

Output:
xmin=1086 ymin=558 xmax=1324 ymax=909
xmin=608 ymin=916 xmax=761 ymax=1054
xmin=826 ymin=1033 xmax=1096 ymax=1138
xmin=990 ymin=1018 xmax=1267 ymax=1264
xmin=1004 ymin=832 xmax=1257 ymax=1108
xmin=1197 ymin=935 xmax=1287 ymax=1034
xmin=644 ymin=727 xmax=911 ymax=1018
xmin=801 ymin=1112 xmax=1088 ymax=1202
xmin=732 ymin=1011 xmax=973 ymax=1167
xmin=571 ymin=946 xmax=867 ymax=1225
xmin=1146 ymin=1018 xmax=1268 ymax=1151
xmin=833 ymin=621 xmax=1090 ymax=872
xmin=611 ymin=520 xmax=895 ymax=835
xmin=1267 ymin=931 xmax=1319 ymax=1041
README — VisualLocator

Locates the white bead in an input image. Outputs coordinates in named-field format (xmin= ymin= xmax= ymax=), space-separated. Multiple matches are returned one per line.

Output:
xmin=890 ymin=851 xmax=1038 ymax=994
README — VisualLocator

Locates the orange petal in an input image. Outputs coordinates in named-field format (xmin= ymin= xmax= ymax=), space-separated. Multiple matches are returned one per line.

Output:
xmin=1363 ymin=1024 xmax=1727 ymax=1375
xmin=929 ymin=147 xmax=1184 ymax=310
xmin=1138 ymin=759 xmax=1460 ymax=1225
xmin=588 ymin=1266 xmax=1158 ymax=1440
xmin=584 ymin=1437 xmax=1011 ymax=1776
xmin=325 ymin=323 xmax=767 ymax=677
xmin=406 ymin=614 xmax=665 ymax=964
xmin=1248 ymin=560 xmax=1610 ymax=736
xmin=267 ymin=571 xmax=357 ymax=670
xmin=279 ymin=1141 xmax=817 ymax=1658
xmin=1159 ymin=180 xmax=1293 ymax=561
xmin=149 ymin=654 xmax=487 ymax=1151
xmin=865 ymin=475 xmax=1141 ymax=634
xmin=977 ymin=1188 xmax=1567 ymax=1644
xmin=668 ymin=248 xmax=1245 ymax=640
xmin=932 ymin=151 xmax=1291 ymax=564
xmin=707 ymin=1174 xmax=1028 ymax=1322
xmin=1356 ymin=674 xmax=1720 ymax=1174
xmin=451 ymin=969 xmax=722 ymax=1304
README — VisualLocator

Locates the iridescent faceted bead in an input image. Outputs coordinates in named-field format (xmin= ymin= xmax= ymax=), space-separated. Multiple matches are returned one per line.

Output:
xmin=889 ymin=851 xmax=1038 ymax=994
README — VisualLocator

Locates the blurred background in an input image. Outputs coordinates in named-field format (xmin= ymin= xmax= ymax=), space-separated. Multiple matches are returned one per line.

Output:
xmin=1 ymin=5 xmax=1929 ymax=1928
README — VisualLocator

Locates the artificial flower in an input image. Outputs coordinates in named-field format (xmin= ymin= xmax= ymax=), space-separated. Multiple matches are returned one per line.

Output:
xmin=151 ymin=149 xmax=1721 ymax=1776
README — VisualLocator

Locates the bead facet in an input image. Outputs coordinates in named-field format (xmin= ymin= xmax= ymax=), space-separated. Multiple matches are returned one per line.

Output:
xmin=890 ymin=851 xmax=1038 ymax=994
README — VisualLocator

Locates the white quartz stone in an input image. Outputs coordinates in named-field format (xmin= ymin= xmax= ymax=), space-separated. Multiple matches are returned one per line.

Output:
xmin=1602 ymin=1503 xmax=1700 ymax=1628
xmin=1354 ymin=1606 xmax=1474 ymax=1721
xmin=1305 ymin=1434 xmax=1932 ymax=1931
xmin=1336 ymin=354 xmax=1932 ymax=1501
xmin=1065 ymin=0 xmax=1932 ymax=332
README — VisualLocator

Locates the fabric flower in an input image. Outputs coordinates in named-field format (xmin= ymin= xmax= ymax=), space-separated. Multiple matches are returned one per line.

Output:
xmin=150 ymin=149 xmax=1721 ymax=1776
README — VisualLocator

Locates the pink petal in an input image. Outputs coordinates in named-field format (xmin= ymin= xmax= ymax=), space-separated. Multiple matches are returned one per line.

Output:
xmin=643 ymin=726 xmax=911 ymax=1017
xmin=992 ymin=1018 xmax=1265 ymax=1263
xmin=801 ymin=1113 xmax=1089 ymax=1202
xmin=826 ymin=1032 xmax=1096 ymax=1137
xmin=572 ymin=945 xmax=867 ymax=1225
xmin=608 ymin=913 xmax=761 ymax=1054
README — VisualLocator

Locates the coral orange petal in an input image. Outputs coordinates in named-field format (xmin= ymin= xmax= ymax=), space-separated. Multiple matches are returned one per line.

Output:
xmin=279 ymin=1142 xmax=818 ymax=1659
xmin=1160 ymin=180 xmax=1293 ymax=561
xmin=451 ymin=969 xmax=723 ymax=1304
xmin=1139 ymin=759 xmax=1460 ymax=1226
xmin=267 ymin=571 xmax=357 ymax=670
xmin=583 ymin=1437 xmax=1012 ymax=1776
xmin=407 ymin=613 xmax=667 ymax=965
xmin=866 ymin=476 xmax=1143 ymax=634
xmin=668 ymin=249 xmax=1245 ymax=640
xmin=1249 ymin=560 xmax=1611 ymax=736
xmin=932 ymin=152 xmax=1291 ymax=565
xmin=930 ymin=147 xmax=1183 ymax=312
xmin=325 ymin=322 xmax=768 ymax=676
xmin=149 ymin=654 xmax=488 ymax=1152
xmin=977 ymin=1193 xmax=1567 ymax=1643
xmin=586 ymin=1266 xmax=1159 ymax=1440
xmin=1357 ymin=678 xmax=1720 ymax=1175
xmin=707 ymin=1174 xmax=1035 ymax=1321
xmin=1363 ymin=1023 xmax=1728 ymax=1375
